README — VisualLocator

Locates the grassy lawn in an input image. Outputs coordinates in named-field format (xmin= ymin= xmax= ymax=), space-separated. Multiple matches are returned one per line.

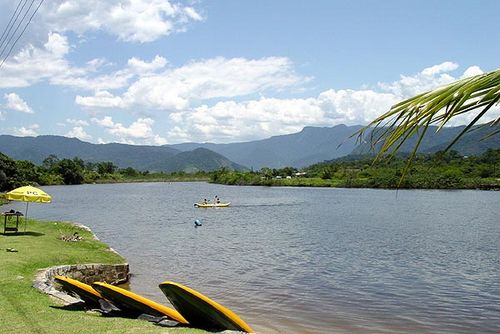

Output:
xmin=0 ymin=193 xmax=8 ymax=205
xmin=0 ymin=219 xmax=205 ymax=334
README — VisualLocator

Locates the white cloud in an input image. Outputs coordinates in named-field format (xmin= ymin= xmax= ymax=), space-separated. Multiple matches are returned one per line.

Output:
xmin=66 ymin=126 xmax=92 ymax=140
xmin=66 ymin=118 xmax=89 ymax=126
xmin=13 ymin=124 xmax=40 ymax=137
xmin=0 ymin=33 xmax=135 ymax=91
xmin=86 ymin=58 xmax=108 ymax=71
xmin=4 ymin=93 xmax=34 ymax=113
xmin=164 ymin=62 xmax=496 ymax=143
xmin=421 ymin=61 xmax=458 ymax=76
xmin=184 ymin=7 xmax=203 ymax=21
xmin=0 ymin=33 xmax=86 ymax=89
xmin=378 ymin=61 xmax=459 ymax=97
xmin=91 ymin=116 xmax=167 ymax=144
xmin=76 ymin=56 xmax=306 ymax=110
xmin=38 ymin=0 xmax=203 ymax=43
xmin=127 ymin=55 xmax=167 ymax=74
xmin=166 ymin=90 xmax=399 ymax=143
xmin=461 ymin=65 xmax=483 ymax=78
xmin=152 ymin=135 xmax=168 ymax=145
xmin=76 ymin=91 xmax=126 ymax=108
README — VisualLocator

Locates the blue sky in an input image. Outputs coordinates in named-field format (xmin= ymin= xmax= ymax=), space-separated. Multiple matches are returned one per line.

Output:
xmin=0 ymin=0 xmax=498 ymax=145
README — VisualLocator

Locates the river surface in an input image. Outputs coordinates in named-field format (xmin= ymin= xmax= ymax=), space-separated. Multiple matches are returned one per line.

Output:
xmin=13 ymin=182 xmax=499 ymax=333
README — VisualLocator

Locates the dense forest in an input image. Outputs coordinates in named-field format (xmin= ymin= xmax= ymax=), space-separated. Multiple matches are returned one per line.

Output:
xmin=0 ymin=152 xmax=209 ymax=192
xmin=211 ymin=149 xmax=500 ymax=190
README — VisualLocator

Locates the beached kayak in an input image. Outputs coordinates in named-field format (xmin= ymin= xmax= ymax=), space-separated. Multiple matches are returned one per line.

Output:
xmin=54 ymin=275 xmax=103 ymax=307
xmin=92 ymin=282 xmax=188 ymax=324
xmin=194 ymin=202 xmax=231 ymax=208
xmin=159 ymin=281 xmax=253 ymax=333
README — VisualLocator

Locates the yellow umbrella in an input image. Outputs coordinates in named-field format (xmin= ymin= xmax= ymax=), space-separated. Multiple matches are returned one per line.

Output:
xmin=5 ymin=186 xmax=52 ymax=232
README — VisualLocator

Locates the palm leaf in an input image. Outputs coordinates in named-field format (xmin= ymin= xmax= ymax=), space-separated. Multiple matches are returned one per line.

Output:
xmin=356 ymin=69 xmax=500 ymax=160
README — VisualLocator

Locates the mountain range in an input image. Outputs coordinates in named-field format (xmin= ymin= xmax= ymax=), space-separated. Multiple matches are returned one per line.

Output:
xmin=171 ymin=124 xmax=363 ymax=169
xmin=0 ymin=123 xmax=498 ymax=172
xmin=353 ymin=124 xmax=500 ymax=156
xmin=0 ymin=135 xmax=244 ymax=172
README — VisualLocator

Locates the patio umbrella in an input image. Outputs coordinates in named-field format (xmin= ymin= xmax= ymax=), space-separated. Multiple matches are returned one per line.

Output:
xmin=5 ymin=186 xmax=52 ymax=232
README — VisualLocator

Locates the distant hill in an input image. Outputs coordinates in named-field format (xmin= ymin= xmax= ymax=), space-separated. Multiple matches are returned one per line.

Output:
xmin=146 ymin=148 xmax=246 ymax=173
xmin=0 ymin=135 xmax=244 ymax=172
xmin=172 ymin=124 xmax=364 ymax=169
xmin=1 ymin=123 xmax=497 ymax=172
xmin=353 ymin=124 xmax=500 ymax=156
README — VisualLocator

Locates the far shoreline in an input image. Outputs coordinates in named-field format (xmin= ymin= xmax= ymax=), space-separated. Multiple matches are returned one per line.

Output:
xmin=21 ymin=177 xmax=499 ymax=191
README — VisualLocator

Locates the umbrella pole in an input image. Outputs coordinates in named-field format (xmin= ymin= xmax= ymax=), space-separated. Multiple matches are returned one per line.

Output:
xmin=25 ymin=202 xmax=29 ymax=233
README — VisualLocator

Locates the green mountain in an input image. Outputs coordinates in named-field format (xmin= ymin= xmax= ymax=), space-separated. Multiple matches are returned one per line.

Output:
xmin=0 ymin=135 xmax=244 ymax=172
xmin=172 ymin=124 xmax=364 ymax=169
xmin=172 ymin=124 xmax=498 ymax=169
xmin=353 ymin=124 xmax=500 ymax=156
xmin=147 ymin=148 xmax=246 ymax=173
xmin=1 ymin=124 xmax=497 ymax=172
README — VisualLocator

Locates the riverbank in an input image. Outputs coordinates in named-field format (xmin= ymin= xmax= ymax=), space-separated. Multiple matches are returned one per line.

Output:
xmin=0 ymin=219 xmax=204 ymax=333
xmin=92 ymin=174 xmax=210 ymax=184
xmin=211 ymin=175 xmax=500 ymax=190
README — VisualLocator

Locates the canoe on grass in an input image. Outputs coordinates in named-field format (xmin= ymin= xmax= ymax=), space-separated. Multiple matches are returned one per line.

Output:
xmin=159 ymin=281 xmax=253 ymax=333
xmin=92 ymin=282 xmax=188 ymax=324
xmin=194 ymin=202 xmax=231 ymax=208
xmin=54 ymin=275 xmax=103 ymax=307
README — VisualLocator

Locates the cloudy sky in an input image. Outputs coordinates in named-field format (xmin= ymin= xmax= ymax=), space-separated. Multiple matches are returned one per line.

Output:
xmin=0 ymin=0 xmax=498 ymax=145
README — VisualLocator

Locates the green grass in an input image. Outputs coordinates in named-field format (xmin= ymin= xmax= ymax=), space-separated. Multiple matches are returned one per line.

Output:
xmin=0 ymin=219 xmax=205 ymax=334
xmin=0 ymin=193 xmax=8 ymax=205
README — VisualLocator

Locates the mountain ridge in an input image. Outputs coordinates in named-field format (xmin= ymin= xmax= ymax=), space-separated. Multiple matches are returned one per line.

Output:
xmin=171 ymin=124 xmax=364 ymax=169
xmin=1 ymin=123 xmax=498 ymax=172
xmin=0 ymin=135 xmax=244 ymax=172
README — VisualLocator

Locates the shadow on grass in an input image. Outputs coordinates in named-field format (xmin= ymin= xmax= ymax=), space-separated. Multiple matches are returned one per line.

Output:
xmin=1 ymin=231 xmax=45 ymax=237
xmin=50 ymin=301 xmax=87 ymax=311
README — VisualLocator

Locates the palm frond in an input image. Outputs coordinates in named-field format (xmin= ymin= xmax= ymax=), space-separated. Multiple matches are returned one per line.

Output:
xmin=356 ymin=69 xmax=500 ymax=160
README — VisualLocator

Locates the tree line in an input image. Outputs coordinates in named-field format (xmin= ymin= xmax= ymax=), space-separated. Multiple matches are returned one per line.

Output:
xmin=211 ymin=149 xmax=500 ymax=190
xmin=0 ymin=152 xmax=208 ymax=191
xmin=2 ymin=149 xmax=498 ymax=191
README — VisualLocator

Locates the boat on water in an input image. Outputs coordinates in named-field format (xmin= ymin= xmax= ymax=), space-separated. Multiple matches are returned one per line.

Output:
xmin=194 ymin=202 xmax=231 ymax=208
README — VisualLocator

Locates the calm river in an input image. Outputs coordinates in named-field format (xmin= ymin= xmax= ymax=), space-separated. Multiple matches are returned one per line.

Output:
xmin=16 ymin=182 xmax=499 ymax=333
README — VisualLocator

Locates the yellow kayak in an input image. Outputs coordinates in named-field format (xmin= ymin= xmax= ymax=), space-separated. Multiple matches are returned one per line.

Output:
xmin=54 ymin=275 xmax=103 ymax=307
xmin=159 ymin=281 xmax=253 ymax=333
xmin=194 ymin=202 xmax=230 ymax=208
xmin=92 ymin=282 xmax=188 ymax=324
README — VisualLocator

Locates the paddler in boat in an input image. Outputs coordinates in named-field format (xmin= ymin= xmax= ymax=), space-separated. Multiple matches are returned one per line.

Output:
xmin=214 ymin=195 xmax=220 ymax=204
xmin=203 ymin=198 xmax=209 ymax=204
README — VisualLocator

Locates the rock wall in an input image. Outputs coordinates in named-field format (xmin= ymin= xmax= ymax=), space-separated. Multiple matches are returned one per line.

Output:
xmin=33 ymin=263 xmax=129 ymax=304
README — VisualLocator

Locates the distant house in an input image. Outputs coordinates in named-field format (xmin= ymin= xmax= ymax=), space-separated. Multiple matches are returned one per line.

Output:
xmin=294 ymin=172 xmax=307 ymax=177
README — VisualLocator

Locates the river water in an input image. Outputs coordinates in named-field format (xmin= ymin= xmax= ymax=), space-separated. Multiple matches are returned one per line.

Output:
xmin=14 ymin=182 xmax=499 ymax=333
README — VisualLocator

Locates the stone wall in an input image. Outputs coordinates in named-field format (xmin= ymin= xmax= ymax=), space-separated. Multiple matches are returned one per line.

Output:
xmin=33 ymin=263 xmax=129 ymax=304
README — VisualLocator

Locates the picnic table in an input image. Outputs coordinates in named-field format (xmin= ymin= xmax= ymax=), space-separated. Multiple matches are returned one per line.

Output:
xmin=2 ymin=210 xmax=23 ymax=234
